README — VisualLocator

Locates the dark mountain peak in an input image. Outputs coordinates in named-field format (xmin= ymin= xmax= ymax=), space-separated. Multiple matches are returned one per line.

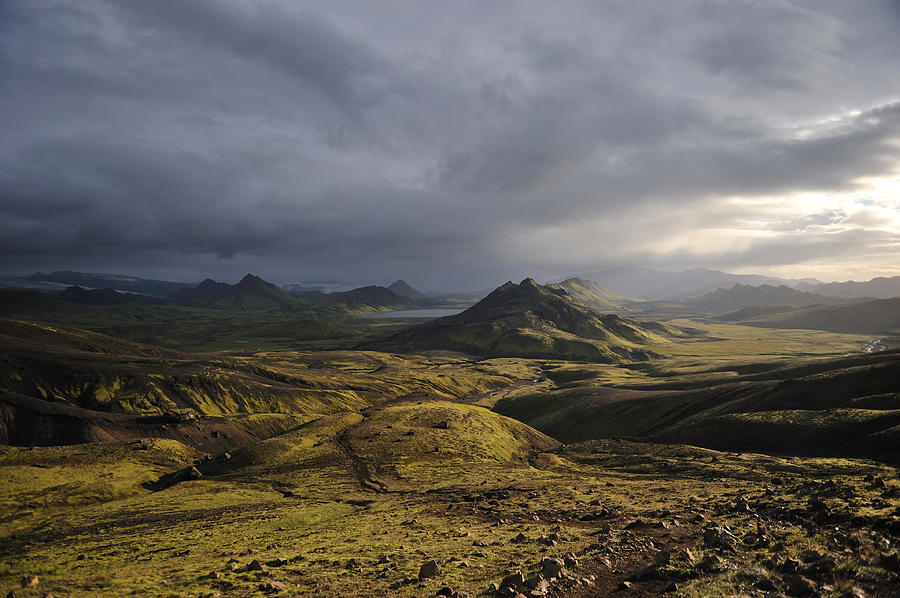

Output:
xmin=237 ymin=273 xmax=266 ymax=286
xmin=197 ymin=278 xmax=225 ymax=289
xmin=387 ymin=279 xmax=425 ymax=300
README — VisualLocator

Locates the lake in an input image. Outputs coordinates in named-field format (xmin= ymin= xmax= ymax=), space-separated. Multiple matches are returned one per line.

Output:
xmin=356 ymin=308 xmax=464 ymax=319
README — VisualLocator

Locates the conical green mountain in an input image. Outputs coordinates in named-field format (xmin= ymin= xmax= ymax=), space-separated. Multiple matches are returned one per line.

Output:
xmin=375 ymin=278 xmax=679 ymax=361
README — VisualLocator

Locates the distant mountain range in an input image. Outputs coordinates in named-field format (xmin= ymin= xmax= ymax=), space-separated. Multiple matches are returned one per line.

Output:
xmin=374 ymin=278 xmax=683 ymax=361
xmin=688 ymin=284 xmax=852 ymax=313
xmin=797 ymin=276 xmax=900 ymax=299
xmin=717 ymin=297 xmax=900 ymax=335
xmin=574 ymin=267 xmax=818 ymax=299
xmin=58 ymin=286 xmax=166 ymax=306
xmin=24 ymin=271 xmax=191 ymax=297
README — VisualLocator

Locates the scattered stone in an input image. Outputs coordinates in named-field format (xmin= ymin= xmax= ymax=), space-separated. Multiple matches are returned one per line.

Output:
xmin=345 ymin=558 xmax=361 ymax=570
xmin=512 ymin=532 xmax=528 ymax=543
xmin=246 ymin=559 xmax=263 ymax=571
xmin=782 ymin=574 xmax=817 ymax=596
xmin=500 ymin=571 xmax=526 ymax=590
xmin=654 ymin=550 xmax=671 ymax=565
xmin=258 ymin=581 xmax=284 ymax=592
xmin=21 ymin=577 xmax=39 ymax=588
xmin=778 ymin=558 xmax=800 ymax=574
xmin=434 ymin=420 xmax=450 ymax=429
xmin=798 ymin=549 xmax=822 ymax=563
xmin=419 ymin=560 xmax=442 ymax=579
xmin=703 ymin=526 xmax=738 ymax=550
xmin=436 ymin=586 xmax=453 ymax=597
xmin=208 ymin=571 xmax=221 ymax=579
xmin=541 ymin=557 xmax=567 ymax=579
xmin=473 ymin=540 xmax=487 ymax=547
xmin=269 ymin=558 xmax=290 ymax=568
xmin=698 ymin=554 xmax=723 ymax=572
xmin=754 ymin=578 xmax=779 ymax=592
xmin=880 ymin=551 xmax=900 ymax=572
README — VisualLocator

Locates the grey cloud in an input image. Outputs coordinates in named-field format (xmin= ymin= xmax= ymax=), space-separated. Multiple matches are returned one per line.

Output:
xmin=1 ymin=0 xmax=899 ymax=289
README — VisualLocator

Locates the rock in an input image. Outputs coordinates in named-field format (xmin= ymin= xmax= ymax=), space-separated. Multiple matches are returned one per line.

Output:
xmin=473 ymin=539 xmax=487 ymax=547
xmin=500 ymin=571 xmax=526 ymax=590
xmin=419 ymin=560 xmax=442 ymax=579
xmin=619 ymin=581 xmax=635 ymax=590
xmin=880 ymin=551 xmax=900 ymax=572
xmin=703 ymin=526 xmax=738 ymax=550
xmin=778 ymin=558 xmax=800 ymax=574
xmin=541 ymin=557 xmax=567 ymax=579
xmin=436 ymin=587 xmax=453 ymax=597
xmin=434 ymin=420 xmax=450 ymax=429
xmin=21 ymin=576 xmax=39 ymax=587
xmin=563 ymin=553 xmax=579 ymax=569
xmin=345 ymin=558 xmax=362 ymax=569
xmin=208 ymin=571 xmax=221 ymax=579
xmin=525 ymin=576 xmax=550 ymax=596
xmin=698 ymin=554 xmax=723 ymax=572
xmin=269 ymin=558 xmax=291 ymax=568
xmin=798 ymin=550 xmax=821 ymax=563
xmin=782 ymin=574 xmax=817 ymax=596
xmin=512 ymin=532 xmax=528 ymax=543
xmin=654 ymin=550 xmax=671 ymax=565
xmin=246 ymin=559 xmax=263 ymax=571
xmin=754 ymin=578 xmax=779 ymax=591
xmin=258 ymin=581 xmax=284 ymax=592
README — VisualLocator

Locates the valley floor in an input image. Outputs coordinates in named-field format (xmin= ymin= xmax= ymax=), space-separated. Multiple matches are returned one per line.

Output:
xmin=1 ymin=319 xmax=898 ymax=597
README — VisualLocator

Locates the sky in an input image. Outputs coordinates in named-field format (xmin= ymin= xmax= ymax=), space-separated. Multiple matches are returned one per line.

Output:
xmin=1 ymin=1 xmax=899 ymax=291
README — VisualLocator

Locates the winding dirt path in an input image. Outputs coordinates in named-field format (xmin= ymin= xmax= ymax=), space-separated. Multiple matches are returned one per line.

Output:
xmin=334 ymin=425 xmax=388 ymax=493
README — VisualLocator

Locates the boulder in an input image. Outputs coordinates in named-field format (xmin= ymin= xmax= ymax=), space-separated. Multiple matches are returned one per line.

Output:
xmin=782 ymin=574 xmax=817 ymax=596
xmin=500 ymin=571 xmax=526 ymax=590
xmin=419 ymin=560 xmax=442 ymax=579
xmin=541 ymin=557 xmax=567 ymax=579
xmin=703 ymin=526 xmax=738 ymax=550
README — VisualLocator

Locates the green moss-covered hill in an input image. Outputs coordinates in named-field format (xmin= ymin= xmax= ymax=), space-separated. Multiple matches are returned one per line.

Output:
xmin=373 ymin=278 xmax=682 ymax=361
xmin=495 ymin=348 xmax=900 ymax=462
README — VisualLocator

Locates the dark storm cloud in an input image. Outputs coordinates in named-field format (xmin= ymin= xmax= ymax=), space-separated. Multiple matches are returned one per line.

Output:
xmin=1 ymin=0 xmax=899 ymax=289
